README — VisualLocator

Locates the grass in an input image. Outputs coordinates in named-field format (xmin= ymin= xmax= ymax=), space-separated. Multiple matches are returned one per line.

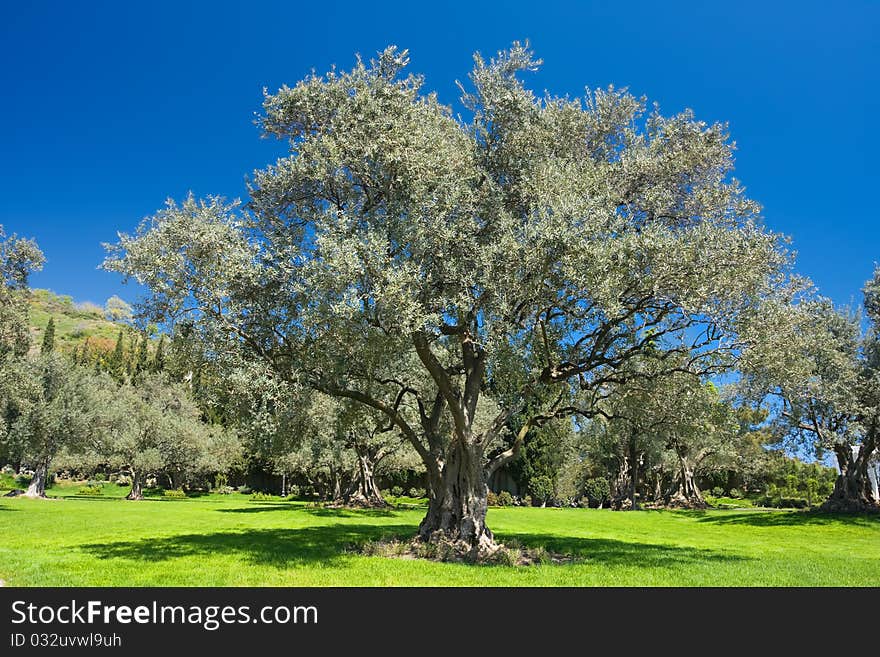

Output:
xmin=1 ymin=481 xmax=878 ymax=586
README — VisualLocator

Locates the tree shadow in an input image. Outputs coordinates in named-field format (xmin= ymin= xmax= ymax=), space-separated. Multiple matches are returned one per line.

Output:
xmin=301 ymin=506 xmax=400 ymax=518
xmin=496 ymin=532 xmax=749 ymax=568
xmin=693 ymin=510 xmax=880 ymax=528
xmin=79 ymin=519 xmax=748 ymax=571
xmin=79 ymin=524 xmax=416 ymax=568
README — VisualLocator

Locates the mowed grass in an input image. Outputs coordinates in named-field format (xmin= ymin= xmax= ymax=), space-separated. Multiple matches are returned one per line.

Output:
xmin=1 ymin=484 xmax=878 ymax=586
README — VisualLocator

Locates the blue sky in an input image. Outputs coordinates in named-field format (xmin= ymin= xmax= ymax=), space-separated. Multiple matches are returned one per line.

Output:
xmin=1 ymin=1 xmax=877 ymax=309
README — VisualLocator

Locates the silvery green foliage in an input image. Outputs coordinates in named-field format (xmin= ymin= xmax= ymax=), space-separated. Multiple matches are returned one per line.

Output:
xmin=96 ymin=374 xmax=234 ymax=485
xmin=1 ymin=354 xmax=99 ymax=473
xmin=105 ymin=43 xmax=793 ymax=477
xmin=0 ymin=225 xmax=44 ymax=358
xmin=740 ymin=269 xmax=879 ymax=475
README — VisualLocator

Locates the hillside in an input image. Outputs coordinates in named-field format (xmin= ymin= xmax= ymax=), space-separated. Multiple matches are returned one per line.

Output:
xmin=28 ymin=289 xmax=131 ymax=355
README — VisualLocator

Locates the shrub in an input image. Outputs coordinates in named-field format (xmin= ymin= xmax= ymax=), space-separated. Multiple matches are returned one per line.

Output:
xmin=214 ymin=473 xmax=228 ymax=489
xmin=1 ymin=465 xmax=14 ymax=475
xmin=712 ymin=486 xmax=724 ymax=497
xmin=237 ymin=485 xmax=252 ymax=495
xmin=163 ymin=489 xmax=186 ymax=498
xmin=391 ymin=486 xmax=403 ymax=497
xmin=486 ymin=490 xmax=499 ymax=506
xmin=408 ymin=487 xmax=425 ymax=498
xmin=497 ymin=491 xmax=514 ymax=507
xmin=286 ymin=484 xmax=300 ymax=498
xmin=93 ymin=472 xmax=106 ymax=482
xmin=250 ymin=492 xmax=273 ymax=501
xmin=522 ymin=495 xmax=533 ymax=507
xmin=380 ymin=489 xmax=391 ymax=498
xmin=116 ymin=475 xmax=131 ymax=487
xmin=728 ymin=488 xmax=743 ymax=499
xmin=77 ymin=485 xmax=103 ymax=495
xmin=216 ymin=485 xmax=235 ymax=495
xmin=15 ymin=474 xmax=32 ymax=488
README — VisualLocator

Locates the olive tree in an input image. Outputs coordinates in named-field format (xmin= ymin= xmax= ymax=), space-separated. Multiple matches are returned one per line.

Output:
xmin=105 ymin=44 xmax=793 ymax=555
xmin=97 ymin=374 xmax=237 ymax=499
xmin=0 ymin=225 xmax=44 ymax=359
xmin=2 ymin=355 xmax=101 ymax=497
xmin=741 ymin=270 xmax=880 ymax=511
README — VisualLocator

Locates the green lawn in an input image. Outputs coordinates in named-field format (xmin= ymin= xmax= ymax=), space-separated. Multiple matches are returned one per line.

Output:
xmin=1 ymin=483 xmax=878 ymax=586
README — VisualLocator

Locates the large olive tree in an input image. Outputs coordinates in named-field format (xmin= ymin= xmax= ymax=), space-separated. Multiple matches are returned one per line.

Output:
xmin=105 ymin=44 xmax=792 ymax=555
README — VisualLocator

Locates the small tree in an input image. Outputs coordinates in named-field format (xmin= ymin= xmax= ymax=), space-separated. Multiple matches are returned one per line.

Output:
xmin=0 ymin=225 xmax=44 ymax=359
xmin=97 ymin=374 xmax=227 ymax=500
xmin=40 ymin=318 xmax=56 ymax=354
xmin=104 ymin=295 xmax=133 ymax=323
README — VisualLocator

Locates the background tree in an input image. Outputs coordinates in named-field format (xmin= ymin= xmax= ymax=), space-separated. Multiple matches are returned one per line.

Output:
xmin=741 ymin=273 xmax=880 ymax=511
xmin=105 ymin=44 xmax=794 ymax=555
xmin=40 ymin=317 xmax=55 ymax=354
xmin=0 ymin=225 xmax=44 ymax=359
xmin=97 ymin=374 xmax=236 ymax=499
xmin=1 ymin=355 xmax=100 ymax=497
xmin=104 ymin=295 xmax=133 ymax=323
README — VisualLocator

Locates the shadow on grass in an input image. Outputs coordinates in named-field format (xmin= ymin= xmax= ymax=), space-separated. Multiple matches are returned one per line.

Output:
xmin=79 ymin=519 xmax=747 ymax=570
xmin=693 ymin=509 xmax=880 ymax=527
xmin=214 ymin=505 xmax=400 ymax=517
xmin=79 ymin=524 xmax=416 ymax=568
xmin=496 ymin=532 xmax=748 ymax=567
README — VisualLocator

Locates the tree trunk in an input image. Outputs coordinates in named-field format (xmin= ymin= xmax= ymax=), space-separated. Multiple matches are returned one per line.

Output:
xmin=666 ymin=451 xmax=707 ymax=509
xmin=126 ymin=470 xmax=144 ymax=501
xmin=24 ymin=461 xmax=49 ymax=498
xmin=822 ymin=444 xmax=879 ymax=512
xmin=628 ymin=437 xmax=640 ymax=510
xmin=345 ymin=449 xmax=386 ymax=507
xmin=418 ymin=439 xmax=498 ymax=559
xmin=610 ymin=454 xmax=632 ymax=510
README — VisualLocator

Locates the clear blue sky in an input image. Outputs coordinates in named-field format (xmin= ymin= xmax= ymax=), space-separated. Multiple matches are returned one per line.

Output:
xmin=1 ymin=1 xmax=877 ymax=309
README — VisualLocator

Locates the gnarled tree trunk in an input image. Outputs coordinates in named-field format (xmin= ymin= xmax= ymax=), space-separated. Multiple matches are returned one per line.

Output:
xmin=418 ymin=439 xmax=497 ymax=558
xmin=345 ymin=448 xmax=386 ymax=507
xmin=126 ymin=469 xmax=144 ymax=501
xmin=24 ymin=460 xmax=49 ymax=498
xmin=666 ymin=450 xmax=707 ymax=509
xmin=822 ymin=443 xmax=879 ymax=512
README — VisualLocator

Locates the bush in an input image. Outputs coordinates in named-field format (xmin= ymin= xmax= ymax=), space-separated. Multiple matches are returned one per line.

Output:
xmin=237 ymin=485 xmax=252 ymax=495
xmin=522 ymin=495 xmax=533 ymax=507
xmin=250 ymin=492 xmax=273 ymax=501
xmin=728 ymin=488 xmax=743 ymax=499
xmin=286 ymin=484 xmax=300 ymax=498
xmin=214 ymin=473 xmax=228 ymax=489
xmin=216 ymin=485 xmax=235 ymax=495
xmin=163 ymin=489 xmax=186 ymax=498
xmin=380 ymin=489 xmax=391 ymax=498
xmin=15 ymin=474 xmax=31 ymax=488
xmin=391 ymin=486 xmax=403 ymax=497
xmin=497 ymin=491 xmax=514 ymax=507
xmin=77 ymin=485 xmax=103 ymax=495
xmin=486 ymin=490 xmax=499 ymax=506
xmin=407 ymin=487 xmax=425 ymax=498
xmin=93 ymin=472 xmax=106 ymax=482
xmin=712 ymin=486 xmax=724 ymax=497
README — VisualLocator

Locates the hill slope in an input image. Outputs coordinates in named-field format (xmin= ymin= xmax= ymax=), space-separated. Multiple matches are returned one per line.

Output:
xmin=28 ymin=289 xmax=130 ymax=354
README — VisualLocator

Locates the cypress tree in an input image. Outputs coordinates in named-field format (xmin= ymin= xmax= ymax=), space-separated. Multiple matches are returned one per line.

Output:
xmin=40 ymin=317 xmax=56 ymax=354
